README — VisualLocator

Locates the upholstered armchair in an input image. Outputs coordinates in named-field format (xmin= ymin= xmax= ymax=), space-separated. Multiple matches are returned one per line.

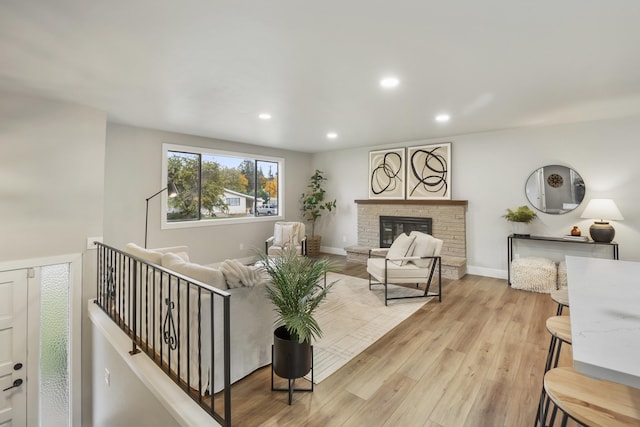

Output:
xmin=265 ymin=222 xmax=307 ymax=256
xmin=367 ymin=231 xmax=443 ymax=306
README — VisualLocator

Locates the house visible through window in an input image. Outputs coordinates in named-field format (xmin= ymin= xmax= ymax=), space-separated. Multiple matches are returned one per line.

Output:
xmin=165 ymin=145 xmax=282 ymax=222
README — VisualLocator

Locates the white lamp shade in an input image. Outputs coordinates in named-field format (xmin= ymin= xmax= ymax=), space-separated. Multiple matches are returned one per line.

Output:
xmin=580 ymin=199 xmax=624 ymax=221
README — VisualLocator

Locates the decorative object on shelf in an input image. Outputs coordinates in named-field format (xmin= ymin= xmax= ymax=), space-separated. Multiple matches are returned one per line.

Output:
xmin=563 ymin=235 xmax=589 ymax=242
xmin=407 ymin=142 xmax=451 ymax=200
xmin=525 ymin=165 xmax=586 ymax=214
xmin=300 ymin=170 xmax=337 ymax=257
xmin=258 ymin=246 xmax=335 ymax=404
xmin=503 ymin=205 xmax=537 ymax=236
xmin=369 ymin=148 xmax=405 ymax=199
xmin=580 ymin=198 xmax=624 ymax=243
xmin=144 ymin=182 xmax=178 ymax=248
xmin=547 ymin=173 xmax=564 ymax=188
xmin=570 ymin=226 xmax=581 ymax=236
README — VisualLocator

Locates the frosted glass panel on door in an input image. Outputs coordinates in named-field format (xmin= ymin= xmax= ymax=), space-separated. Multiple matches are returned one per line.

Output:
xmin=40 ymin=263 xmax=70 ymax=426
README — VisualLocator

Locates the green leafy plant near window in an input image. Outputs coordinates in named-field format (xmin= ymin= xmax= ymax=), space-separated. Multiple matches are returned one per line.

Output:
xmin=300 ymin=170 xmax=337 ymax=237
xmin=503 ymin=205 xmax=537 ymax=223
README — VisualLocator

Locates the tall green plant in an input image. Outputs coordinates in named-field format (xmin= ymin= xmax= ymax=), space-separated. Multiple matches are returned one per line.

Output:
xmin=300 ymin=170 xmax=337 ymax=236
xmin=258 ymin=247 xmax=335 ymax=343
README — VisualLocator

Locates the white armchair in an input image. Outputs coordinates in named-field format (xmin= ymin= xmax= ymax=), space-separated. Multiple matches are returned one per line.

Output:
xmin=265 ymin=222 xmax=307 ymax=256
xmin=367 ymin=231 xmax=443 ymax=306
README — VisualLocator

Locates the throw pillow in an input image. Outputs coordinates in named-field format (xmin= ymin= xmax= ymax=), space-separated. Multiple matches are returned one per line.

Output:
xmin=280 ymin=223 xmax=296 ymax=247
xmin=273 ymin=223 xmax=284 ymax=246
xmin=164 ymin=256 xmax=227 ymax=290
xmin=386 ymin=233 xmax=416 ymax=266
xmin=289 ymin=222 xmax=301 ymax=246
xmin=154 ymin=245 xmax=190 ymax=262
xmin=124 ymin=243 xmax=162 ymax=265
xmin=409 ymin=231 xmax=437 ymax=268
xmin=161 ymin=252 xmax=186 ymax=269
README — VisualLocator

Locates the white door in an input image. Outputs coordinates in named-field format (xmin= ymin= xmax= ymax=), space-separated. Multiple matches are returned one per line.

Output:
xmin=0 ymin=270 xmax=28 ymax=427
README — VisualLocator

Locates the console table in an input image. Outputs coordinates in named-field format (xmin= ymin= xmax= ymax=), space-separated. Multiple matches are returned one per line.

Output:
xmin=507 ymin=234 xmax=619 ymax=286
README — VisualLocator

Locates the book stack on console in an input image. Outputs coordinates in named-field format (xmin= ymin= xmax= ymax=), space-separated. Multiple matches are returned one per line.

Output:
xmin=562 ymin=235 xmax=589 ymax=242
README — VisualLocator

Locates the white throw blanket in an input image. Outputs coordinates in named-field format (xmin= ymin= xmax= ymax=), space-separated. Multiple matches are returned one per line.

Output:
xmin=219 ymin=259 xmax=268 ymax=288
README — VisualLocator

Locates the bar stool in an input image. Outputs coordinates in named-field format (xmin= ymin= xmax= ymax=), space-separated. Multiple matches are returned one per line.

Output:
xmin=550 ymin=288 xmax=569 ymax=315
xmin=535 ymin=316 xmax=572 ymax=426
xmin=544 ymin=316 xmax=572 ymax=372
xmin=544 ymin=367 xmax=640 ymax=426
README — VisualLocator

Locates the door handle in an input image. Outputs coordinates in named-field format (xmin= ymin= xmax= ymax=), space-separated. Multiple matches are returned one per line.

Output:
xmin=3 ymin=378 xmax=23 ymax=391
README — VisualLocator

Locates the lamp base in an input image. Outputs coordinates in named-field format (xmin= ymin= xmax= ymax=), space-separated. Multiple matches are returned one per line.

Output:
xmin=589 ymin=221 xmax=615 ymax=243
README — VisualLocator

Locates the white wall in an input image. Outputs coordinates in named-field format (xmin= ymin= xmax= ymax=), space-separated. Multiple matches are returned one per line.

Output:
xmin=90 ymin=304 xmax=218 ymax=427
xmin=104 ymin=123 xmax=312 ymax=265
xmin=313 ymin=115 xmax=640 ymax=276
xmin=0 ymin=91 xmax=106 ymax=426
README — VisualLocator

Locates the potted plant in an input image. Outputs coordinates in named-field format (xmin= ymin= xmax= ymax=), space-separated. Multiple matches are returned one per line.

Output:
xmin=257 ymin=246 xmax=335 ymax=403
xmin=300 ymin=170 xmax=337 ymax=257
xmin=503 ymin=205 xmax=537 ymax=236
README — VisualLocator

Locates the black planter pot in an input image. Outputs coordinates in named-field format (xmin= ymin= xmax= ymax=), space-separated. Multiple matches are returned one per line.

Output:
xmin=273 ymin=326 xmax=312 ymax=379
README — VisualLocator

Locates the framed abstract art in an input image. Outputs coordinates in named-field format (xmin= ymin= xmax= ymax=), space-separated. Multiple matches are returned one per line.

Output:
xmin=407 ymin=142 xmax=451 ymax=200
xmin=368 ymin=148 xmax=405 ymax=199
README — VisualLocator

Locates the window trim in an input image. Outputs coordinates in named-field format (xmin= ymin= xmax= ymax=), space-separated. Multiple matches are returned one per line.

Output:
xmin=161 ymin=143 xmax=285 ymax=230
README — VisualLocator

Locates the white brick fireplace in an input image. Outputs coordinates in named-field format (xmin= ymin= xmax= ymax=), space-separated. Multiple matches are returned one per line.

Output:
xmin=347 ymin=199 xmax=468 ymax=280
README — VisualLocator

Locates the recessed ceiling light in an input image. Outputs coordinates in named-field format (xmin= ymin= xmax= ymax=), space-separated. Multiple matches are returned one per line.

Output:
xmin=435 ymin=113 xmax=451 ymax=123
xmin=326 ymin=132 xmax=338 ymax=140
xmin=258 ymin=113 xmax=272 ymax=120
xmin=380 ymin=77 xmax=399 ymax=89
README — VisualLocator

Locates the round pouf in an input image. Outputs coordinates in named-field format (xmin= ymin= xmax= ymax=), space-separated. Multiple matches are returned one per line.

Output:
xmin=511 ymin=257 xmax=558 ymax=293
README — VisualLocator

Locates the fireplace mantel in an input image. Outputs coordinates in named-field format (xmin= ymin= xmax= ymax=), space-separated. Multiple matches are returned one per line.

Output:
xmin=355 ymin=199 xmax=468 ymax=206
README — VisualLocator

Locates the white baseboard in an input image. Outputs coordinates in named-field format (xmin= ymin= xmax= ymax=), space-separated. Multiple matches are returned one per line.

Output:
xmin=320 ymin=246 xmax=347 ymax=256
xmin=467 ymin=265 xmax=507 ymax=279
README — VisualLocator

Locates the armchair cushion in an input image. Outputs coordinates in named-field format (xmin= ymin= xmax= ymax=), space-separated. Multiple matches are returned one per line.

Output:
xmin=386 ymin=233 xmax=416 ymax=265
xmin=368 ymin=258 xmax=431 ymax=282
xmin=409 ymin=231 xmax=441 ymax=267
xmin=267 ymin=222 xmax=306 ymax=256
xmin=274 ymin=222 xmax=301 ymax=247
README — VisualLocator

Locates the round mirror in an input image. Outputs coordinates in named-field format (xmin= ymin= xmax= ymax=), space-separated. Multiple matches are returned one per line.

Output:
xmin=525 ymin=165 xmax=585 ymax=214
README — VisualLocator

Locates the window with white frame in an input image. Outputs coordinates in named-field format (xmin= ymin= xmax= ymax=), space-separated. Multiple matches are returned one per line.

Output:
xmin=164 ymin=144 xmax=282 ymax=223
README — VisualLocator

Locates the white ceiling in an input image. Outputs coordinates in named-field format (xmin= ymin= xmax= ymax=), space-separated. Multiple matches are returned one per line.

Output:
xmin=2 ymin=0 xmax=640 ymax=153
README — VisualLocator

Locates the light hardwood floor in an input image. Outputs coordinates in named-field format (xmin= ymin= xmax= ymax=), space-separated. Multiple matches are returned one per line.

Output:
xmin=220 ymin=255 xmax=575 ymax=426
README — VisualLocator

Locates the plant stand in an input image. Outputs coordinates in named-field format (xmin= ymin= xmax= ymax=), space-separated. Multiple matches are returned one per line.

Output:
xmin=271 ymin=345 xmax=314 ymax=405
xmin=306 ymin=235 xmax=321 ymax=257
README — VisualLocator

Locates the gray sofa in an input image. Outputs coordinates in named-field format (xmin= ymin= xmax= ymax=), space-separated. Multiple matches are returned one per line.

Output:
xmin=124 ymin=243 xmax=275 ymax=393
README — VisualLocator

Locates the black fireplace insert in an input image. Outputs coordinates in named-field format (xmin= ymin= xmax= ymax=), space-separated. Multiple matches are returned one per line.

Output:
xmin=379 ymin=216 xmax=432 ymax=248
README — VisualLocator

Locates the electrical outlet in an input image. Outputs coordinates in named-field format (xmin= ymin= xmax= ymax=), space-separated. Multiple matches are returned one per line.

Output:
xmin=104 ymin=368 xmax=110 ymax=387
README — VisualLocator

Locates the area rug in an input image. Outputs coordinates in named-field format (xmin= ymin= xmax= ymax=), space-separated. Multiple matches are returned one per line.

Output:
xmin=304 ymin=272 xmax=430 ymax=383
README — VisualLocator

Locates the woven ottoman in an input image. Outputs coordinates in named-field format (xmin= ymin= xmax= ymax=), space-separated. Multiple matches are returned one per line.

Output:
xmin=557 ymin=260 xmax=567 ymax=289
xmin=511 ymin=257 xmax=557 ymax=293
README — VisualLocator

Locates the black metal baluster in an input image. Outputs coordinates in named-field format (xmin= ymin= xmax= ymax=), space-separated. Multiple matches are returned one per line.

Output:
xmin=197 ymin=287 xmax=202 ymax=402
xmin=186 ymin=282 xmax=191 ymax=393
xmin=177 ymin=277 xmax=181 ymax=383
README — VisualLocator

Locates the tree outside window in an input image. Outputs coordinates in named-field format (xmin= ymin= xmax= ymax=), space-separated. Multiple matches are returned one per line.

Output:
xmin=166 ymin=148 xmax=281 ymax=221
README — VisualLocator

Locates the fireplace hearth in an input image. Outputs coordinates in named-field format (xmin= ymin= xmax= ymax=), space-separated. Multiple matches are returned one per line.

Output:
xmin=380 ymin=216 xmax=432 ymax=248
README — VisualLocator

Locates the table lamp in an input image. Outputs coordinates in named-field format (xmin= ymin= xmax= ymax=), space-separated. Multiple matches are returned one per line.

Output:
xmin=580 ymin=199 xmax=623 ymax=243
